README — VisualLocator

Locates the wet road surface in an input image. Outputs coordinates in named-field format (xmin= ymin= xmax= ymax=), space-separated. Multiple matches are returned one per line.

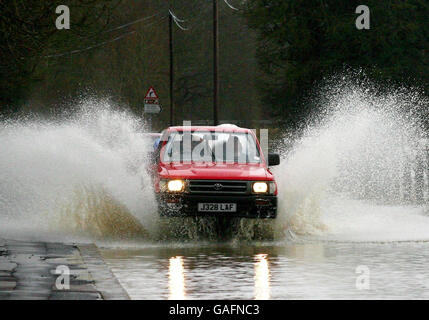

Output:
xmin=100 ymin=241 xmax=429 ymax=299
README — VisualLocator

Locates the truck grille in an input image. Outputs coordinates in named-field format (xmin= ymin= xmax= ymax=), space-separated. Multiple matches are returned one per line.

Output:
xmin=188 ymin=180 xmax=248 ymax=195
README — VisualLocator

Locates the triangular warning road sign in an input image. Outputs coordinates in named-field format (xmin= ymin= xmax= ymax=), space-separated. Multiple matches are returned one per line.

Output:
xmin=144 ymin=86 xmax=159 ymax=99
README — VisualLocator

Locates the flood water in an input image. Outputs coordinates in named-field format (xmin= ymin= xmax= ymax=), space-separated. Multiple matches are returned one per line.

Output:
xmin=1 ymin=81 xmax=427 ymax=300
xmin=100 ymin=240 xmax=429 ymax=300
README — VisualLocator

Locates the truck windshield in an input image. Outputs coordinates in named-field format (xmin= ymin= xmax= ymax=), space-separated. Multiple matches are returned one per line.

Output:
xmin=163 ymin=131 xmax=262 ymax=163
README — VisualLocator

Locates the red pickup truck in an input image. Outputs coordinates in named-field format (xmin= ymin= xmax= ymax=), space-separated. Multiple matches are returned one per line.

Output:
xmin=150 ymin=125 xmax=280 ymax=219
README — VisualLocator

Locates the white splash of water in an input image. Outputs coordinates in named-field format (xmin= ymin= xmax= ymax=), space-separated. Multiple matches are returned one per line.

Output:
xmin=274 ymin=80 xmax=429 ymax=242
xmin=0 ymin=99 xmax=157 ymax=241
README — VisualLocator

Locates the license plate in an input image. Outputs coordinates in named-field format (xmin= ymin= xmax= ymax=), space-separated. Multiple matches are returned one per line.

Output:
xmin=198 ymin=203 xmax=237 ymax=212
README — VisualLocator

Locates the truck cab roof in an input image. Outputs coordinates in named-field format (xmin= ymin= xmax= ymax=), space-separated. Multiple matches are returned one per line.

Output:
xmin=164 ymin=125 xmax=251 ymax=134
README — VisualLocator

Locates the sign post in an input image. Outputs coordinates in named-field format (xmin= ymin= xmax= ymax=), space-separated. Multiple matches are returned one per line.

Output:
xmin=144 ymin=86 xmax=161 ymax=131
xmin=144 ymin=86 xmax=161 ymax=114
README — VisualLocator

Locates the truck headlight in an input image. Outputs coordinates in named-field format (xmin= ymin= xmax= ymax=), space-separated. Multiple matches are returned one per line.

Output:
xmin=252 ymin=182 xmax=268 ymax=193
xmin=167 ymin=179 xmax=185 ymax=192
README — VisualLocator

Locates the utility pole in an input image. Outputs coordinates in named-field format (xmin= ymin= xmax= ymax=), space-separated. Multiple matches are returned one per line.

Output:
xmin=213 ymin=0 xmax=219 ymax=125
xmin=169 ymin=12 xmax=174 ymax=126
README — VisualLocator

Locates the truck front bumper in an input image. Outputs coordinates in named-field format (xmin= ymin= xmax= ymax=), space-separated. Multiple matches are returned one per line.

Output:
xmin=156 ymin=193 xmax=277 ymax=219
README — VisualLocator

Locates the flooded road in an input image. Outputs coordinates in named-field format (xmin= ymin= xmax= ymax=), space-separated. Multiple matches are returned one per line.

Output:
xmin=100 ymin=241 xmax=429 ymax=300
xmin=1 ymin=83 xmax=427 ymax=300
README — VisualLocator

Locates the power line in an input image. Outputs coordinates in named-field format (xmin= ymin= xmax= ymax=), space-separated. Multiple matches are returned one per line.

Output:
xmin=169 ymin=9 xmax=188 ymax=31
xmin=45 ymin=30 xmax=136 ymax=58
xmin=168 ymin=9 xmax=185 ymax=23
xmin=103 ymin=12 xmax=164 ymax=34
xmin=77 ymin=12 xmax=166 ymax=41
xmin=223 ymin=0 xmax=239 ymax=11
xmin=44 ymin=15 xmax=167 ymax=58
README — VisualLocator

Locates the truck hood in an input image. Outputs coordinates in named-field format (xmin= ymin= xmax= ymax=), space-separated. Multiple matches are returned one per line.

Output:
xmin=159 ymin=162 xmax=273 ymax=181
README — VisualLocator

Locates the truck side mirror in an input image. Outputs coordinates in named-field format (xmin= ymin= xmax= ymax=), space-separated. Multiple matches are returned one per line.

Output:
xmin=268 ymin=153 xmax=280 ymax=166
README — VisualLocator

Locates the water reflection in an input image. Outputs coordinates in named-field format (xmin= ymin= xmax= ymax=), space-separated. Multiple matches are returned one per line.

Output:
xmin=254 ymin=254 xmax=270 ymax=300
xmin=169 ymin=256 xmax=186 ymax=300
xmin=102 ymin=242 xmax=429 ymax=300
